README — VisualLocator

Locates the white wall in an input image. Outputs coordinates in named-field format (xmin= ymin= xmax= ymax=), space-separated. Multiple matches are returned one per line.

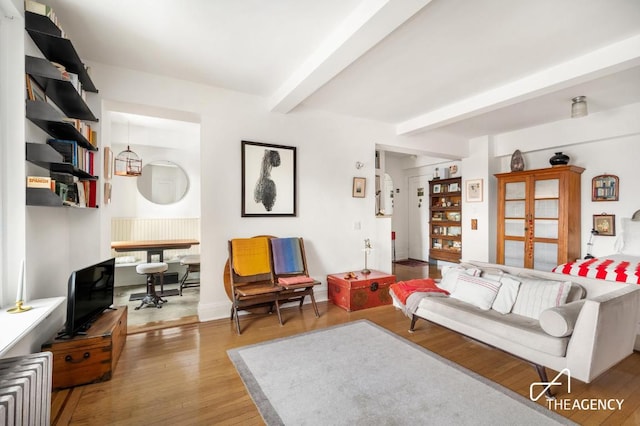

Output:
xmin=493 ymin=103 xmax=640 ymax=260
xmin=87 ymin=62 xmax=402 ymax=321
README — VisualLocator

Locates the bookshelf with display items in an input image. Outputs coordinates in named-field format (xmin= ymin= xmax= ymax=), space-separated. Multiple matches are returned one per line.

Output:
xmin=24 ymin=2 xmax=99 ymax=207
xmin=429 ymin=177 xmax=462 ymax=263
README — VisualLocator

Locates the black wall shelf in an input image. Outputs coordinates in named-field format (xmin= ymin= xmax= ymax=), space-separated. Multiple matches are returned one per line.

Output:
xmin=26 ymin=187 xmax=63 ymax=207
xmin=26 ymin=142 xmax=98 ymax=180
xmin=25 ymin=11 xmax=98 ymax=93
xmin=26 ymin=100 xmax=96 ymax=150
xmin=26 ymin=56 xmax=98 ymax=122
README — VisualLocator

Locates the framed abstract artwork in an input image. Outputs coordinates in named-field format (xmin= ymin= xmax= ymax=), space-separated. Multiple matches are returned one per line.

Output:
xmin=241 ymin=140 xmax=296 ymax=217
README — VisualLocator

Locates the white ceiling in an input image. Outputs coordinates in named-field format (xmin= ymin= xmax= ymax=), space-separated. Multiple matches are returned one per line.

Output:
xmin=45 ymin=0 xmax=640 ymax=147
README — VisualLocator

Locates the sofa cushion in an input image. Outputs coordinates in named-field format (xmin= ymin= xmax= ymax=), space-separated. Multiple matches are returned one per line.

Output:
xmin=539 ymin=300 xmax=586 ymax=337
xmin=416 ymin=297 xmax=570 ymax=357
xmin=450 ymin=275 xmax=502 ymax=310
xmin=491 ymin=275 xmax=521 ymax=314
xmin=439 ymin=265 xmax=481 ymax=293
xmin=511 ymin=278 xmax=572 ymax=320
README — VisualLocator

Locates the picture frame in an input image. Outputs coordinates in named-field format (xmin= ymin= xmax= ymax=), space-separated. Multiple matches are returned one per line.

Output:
xmin=104 ymin=147 xmax=113 ymax=180
xmin=432 ymin=184 xmax=441 ymax=194
xmin=352 ymin=177 xmax=366 ymax=198
xmin=449 ymin=182 xmax=460 ymax=192
xmin=104 ymin=182 xmax=112 ymax=205
xmin=241 ymin=140 xmax=296 ymax=217
xmin=592 ymin=174 xmax=619 ymax=202
xmin=593 ymin=214 xmax=615 ymax=236
xmin=466 ymin=179 xmax=483 ymax=202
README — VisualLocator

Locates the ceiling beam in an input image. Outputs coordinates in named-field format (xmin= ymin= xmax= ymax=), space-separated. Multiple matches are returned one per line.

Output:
xmin=396 ymin=34 xmax=640 ymax=136
xmin=268 ymin=0 xmax=432 ymax=114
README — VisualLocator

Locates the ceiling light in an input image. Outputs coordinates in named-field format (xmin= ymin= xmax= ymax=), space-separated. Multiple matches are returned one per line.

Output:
xmin=571 ymin=96 xmax=588 ymax=118
xmin=114 ymin=123 xmax=142 ymax=177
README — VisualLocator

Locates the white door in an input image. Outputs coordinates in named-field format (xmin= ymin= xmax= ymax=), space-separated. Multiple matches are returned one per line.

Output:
xmin=408 ymin=175 xmax=430 ymax=261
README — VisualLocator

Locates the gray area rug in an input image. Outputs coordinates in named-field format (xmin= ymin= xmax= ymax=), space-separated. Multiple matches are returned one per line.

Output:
xmin=228 ymin=320 xmax=573 ymax=425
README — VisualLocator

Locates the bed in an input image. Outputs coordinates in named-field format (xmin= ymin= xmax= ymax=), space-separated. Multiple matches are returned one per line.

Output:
xmin=552 ymin=211 xmax=640 ymax=284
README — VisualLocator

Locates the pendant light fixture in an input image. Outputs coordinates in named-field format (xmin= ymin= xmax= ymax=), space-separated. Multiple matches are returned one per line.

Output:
xmin=114 ymin=122 xmax=142 ymax=177
xmin=570 ymin=96 xmax=588 ymax=118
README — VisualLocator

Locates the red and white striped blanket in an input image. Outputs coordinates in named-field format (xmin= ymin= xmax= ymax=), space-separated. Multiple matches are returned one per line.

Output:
xmin=552 ymin=258 xmax=640 ymax=284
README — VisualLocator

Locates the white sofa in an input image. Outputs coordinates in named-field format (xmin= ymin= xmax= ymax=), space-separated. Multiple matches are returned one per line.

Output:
xmin=393 ymin=260 xmax=640 ymax=393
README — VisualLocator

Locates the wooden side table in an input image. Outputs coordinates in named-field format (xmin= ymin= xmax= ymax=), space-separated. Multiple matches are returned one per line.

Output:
xmin=41 ymin=306 xmax=127 ymax=389
xmin=327 ymin=270 xmax=396 ymax=312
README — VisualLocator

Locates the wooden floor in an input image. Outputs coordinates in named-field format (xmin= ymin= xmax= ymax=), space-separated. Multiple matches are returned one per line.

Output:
xmin=51 ymin=263 xmax=640 ymax=425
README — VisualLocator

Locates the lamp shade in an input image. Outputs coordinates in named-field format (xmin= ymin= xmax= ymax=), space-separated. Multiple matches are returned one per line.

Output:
xmin=571 ymin=96 xmax=588 ymax=118
xmin=114 ymin=146 xmax=142 ymax=177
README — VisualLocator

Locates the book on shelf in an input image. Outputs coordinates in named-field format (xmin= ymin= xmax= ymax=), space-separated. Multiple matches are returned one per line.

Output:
xmin=47 ymin=138 xmax=77 ymax=166
xmin=50 ymin=171 xmax=78 ymax=185
xmin=27 ymin=175 xmax=54 ymax=190
xmin=55 ymin=181 xmax=68 ymax=202
xmin=25 ymin=0 xmax=52 ymax=17
xmin=75 ymin=181 xmax=86 ymax=207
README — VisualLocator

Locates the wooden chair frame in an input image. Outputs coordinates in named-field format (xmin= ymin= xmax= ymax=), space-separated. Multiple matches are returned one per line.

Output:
xmin=270 ymin=237 xmax=320 ymax=321
xmin=228 ymin=239 xmax=283 ymax=335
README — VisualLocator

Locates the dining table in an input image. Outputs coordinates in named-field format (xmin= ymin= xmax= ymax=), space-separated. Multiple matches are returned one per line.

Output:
xmin=111 ymin=239 xmax=200 ymax=263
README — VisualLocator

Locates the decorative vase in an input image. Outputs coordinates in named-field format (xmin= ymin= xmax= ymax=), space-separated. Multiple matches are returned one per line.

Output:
xmin=510 ymin=149 xmax=524 ymax=172
xmin=549 ymin=152 xmax=570 ymax=166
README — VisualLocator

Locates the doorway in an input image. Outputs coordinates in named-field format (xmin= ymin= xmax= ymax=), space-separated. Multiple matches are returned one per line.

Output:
xmin=408 ymin=175 xmax=430 ymax=261
xmin=105 ymin=108 xmax=201 ymax=332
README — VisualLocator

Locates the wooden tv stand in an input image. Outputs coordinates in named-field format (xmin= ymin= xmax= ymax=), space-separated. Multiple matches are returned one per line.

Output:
xmin=42 ymin=306 xmax=127 ymax=390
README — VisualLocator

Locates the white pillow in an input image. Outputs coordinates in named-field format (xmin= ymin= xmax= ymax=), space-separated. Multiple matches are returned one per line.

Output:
xmin=539 ymin=300 xmax=585 ymax=337
xmin=438 ymin=266 xmax=481 ymax=293
xmin=620 ymin=218 xmax=640 ymax=256
xmin=450 ymin=274 xmax=502 ymax=310
xmin=491 ymin=276 xmax=521 ymax=314
xmin=511 ymin=278 xmax=572 ymax=320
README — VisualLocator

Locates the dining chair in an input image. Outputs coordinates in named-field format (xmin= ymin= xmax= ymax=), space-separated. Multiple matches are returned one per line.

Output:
xmin=269 ymin=237 xmax=320 ymax=320
xmin=228 ymin=236 xmax=282 ymax=334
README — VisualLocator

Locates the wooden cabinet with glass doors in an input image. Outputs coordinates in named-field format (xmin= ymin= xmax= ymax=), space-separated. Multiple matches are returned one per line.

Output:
xmin=429 ymin=177 xmax=462 ymax=263
xmin=495 ymin=165 xmax=583 ymax=271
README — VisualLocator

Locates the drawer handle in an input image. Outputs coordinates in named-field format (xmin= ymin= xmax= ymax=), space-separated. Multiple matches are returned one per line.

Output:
xmin=370 ymin=282 xmax=379 ymax=292
xmin=65 ymin=352 xmax=90 ymax=364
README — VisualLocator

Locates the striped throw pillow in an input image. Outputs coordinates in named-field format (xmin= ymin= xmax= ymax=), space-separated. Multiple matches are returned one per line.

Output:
xmin=450 ymin=274 xmax=502 ymax=310
xmin=511 ymin=278 xmax=572 ymax=319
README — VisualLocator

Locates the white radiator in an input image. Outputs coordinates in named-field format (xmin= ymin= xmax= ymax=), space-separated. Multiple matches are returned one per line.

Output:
xmin=0 ymin=352 xmax=52 ymax=426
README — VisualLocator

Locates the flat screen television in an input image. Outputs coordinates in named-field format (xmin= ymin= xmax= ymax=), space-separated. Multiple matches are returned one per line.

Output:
xmin=63 ymin=258 xmax=116 ymax=338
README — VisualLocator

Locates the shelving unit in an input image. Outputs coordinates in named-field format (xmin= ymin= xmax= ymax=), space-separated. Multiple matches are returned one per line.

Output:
xmin=429 ymin=177 xmax=462 ymax=263
xmin=495 ymin=165 xmax=583 ymax=271
xmin=25 ymin=6 xmax=99 ymax=208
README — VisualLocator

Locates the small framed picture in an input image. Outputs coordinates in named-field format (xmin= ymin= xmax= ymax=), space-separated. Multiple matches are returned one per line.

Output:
xmin=466 ymin=179 xmax=483 ymax=202
xmin=449 ymin=182 xmax=460 ymax=192
xmin=432 ymin=184 xmax=441 ymax=194
xmin=593 ymin=214 xmax=615 ymax=236
xmin=104 ymin=147 xmax=113 ymax=180
xmin=352 ymin=177 xmax=366 ymax=198
xmin=592 ymin=174 xmax=618 ymax=202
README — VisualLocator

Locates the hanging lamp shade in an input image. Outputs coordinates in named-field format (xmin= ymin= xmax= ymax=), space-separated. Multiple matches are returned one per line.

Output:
xmin=114 ymin=146 xmax=142 ymax=176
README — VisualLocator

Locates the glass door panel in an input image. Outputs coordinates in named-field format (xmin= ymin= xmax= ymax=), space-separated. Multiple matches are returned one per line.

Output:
xmin=534 ymin=179 xmax=559 ymax=198
xmin=505 ymin=182 xmax=526 ymax=199
xmin=533 ymin=242 xmax=558 ymax=271
xmin=504 ymin=240 xmax=524 ymax=267
xmin=505 ymin=219 xmax=525 ymax=237
xmin=505 ymin=200 xmax=525 ymax=217
xmin=534 ymin=219 xmax=559 ymax=239
xmin=535 ymin=200 xmax=558 ymax=219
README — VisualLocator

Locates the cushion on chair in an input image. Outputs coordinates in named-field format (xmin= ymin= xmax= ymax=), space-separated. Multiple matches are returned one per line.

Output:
xmin=136 ymin=262 xmax=168 ymax=274
xmin=278 ymin=275 xmax=315 ymax=285
xmin=180 ymin=254 xmax=200 ymax=266
xmin=231 ymin=237 xmax=271 ymax=276
xmin=271 ymin=237 xmax=305 ymax=274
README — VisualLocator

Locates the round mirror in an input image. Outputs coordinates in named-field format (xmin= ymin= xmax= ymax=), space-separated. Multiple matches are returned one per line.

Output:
xmin=137 ymin=161 xmax=189 ymax=204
